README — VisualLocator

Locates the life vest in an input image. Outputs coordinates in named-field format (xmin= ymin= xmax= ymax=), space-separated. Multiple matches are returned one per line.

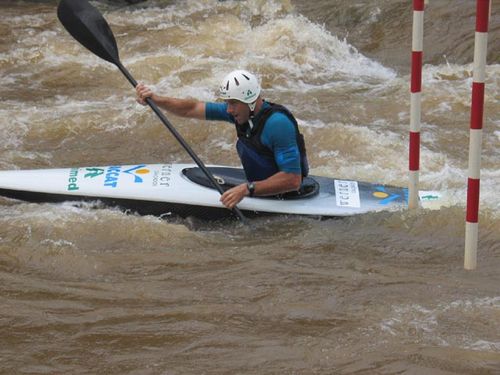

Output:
xmin=235 ymin=102 xmax=309 ymax=182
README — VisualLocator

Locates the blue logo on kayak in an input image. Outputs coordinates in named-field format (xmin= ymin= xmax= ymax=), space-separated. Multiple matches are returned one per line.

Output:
xmin=83 ymin=165 xmax=150 ymax=188
xmin=122 ymin=165 xmax=150 ymax=183
xmin=373 ymin=186 xmax=402 ymax=205
xmin=104 ymin=166 xmax=121 ymax=188
xmin=104 ymin=165 xmax=150 ymax=188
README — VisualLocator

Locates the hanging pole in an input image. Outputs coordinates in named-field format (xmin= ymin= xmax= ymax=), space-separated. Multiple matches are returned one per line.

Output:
xmin=408 ymin=0 xmax=425 ymax=209
xmin=465 ymin=0 xmax=490 ymax=270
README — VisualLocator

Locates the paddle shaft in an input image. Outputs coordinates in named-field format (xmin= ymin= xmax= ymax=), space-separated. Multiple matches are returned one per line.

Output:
xmin=115 ymin=62 xmax=247 ymax=222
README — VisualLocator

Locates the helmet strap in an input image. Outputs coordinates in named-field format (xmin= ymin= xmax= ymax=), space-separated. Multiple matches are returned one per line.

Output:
xmin=248 ymin=101 xmax=257 ymax=113
xmin=248 ymin=118 xmax=255 ymax=131
xmin=247 ymin=101 xmax=258 ymax=129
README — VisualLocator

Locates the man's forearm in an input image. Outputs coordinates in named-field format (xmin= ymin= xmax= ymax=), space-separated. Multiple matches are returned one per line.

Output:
xmin=219 ymin=172 xmax=301 ymax=209
xmin=152 ymin=95 xmax=204 ymax=119
xmin=252 ymin=172 xmax=301 ymax=196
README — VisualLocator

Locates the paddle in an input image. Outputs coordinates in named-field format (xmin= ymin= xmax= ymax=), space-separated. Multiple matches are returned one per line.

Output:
xmin=57 ymin=0 xmax=246 ymax=222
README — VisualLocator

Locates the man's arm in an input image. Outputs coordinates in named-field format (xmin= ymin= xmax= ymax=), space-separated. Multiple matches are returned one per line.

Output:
xmin=220 ymin=172 xmax=301 ymax=209
xmin=248 ymin=172 xmax=301 ymax=196
xmin=136 ymin=83 xmax=206 ymax=120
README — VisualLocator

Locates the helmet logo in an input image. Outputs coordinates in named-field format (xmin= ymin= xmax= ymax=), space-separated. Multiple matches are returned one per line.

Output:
xmin=245 ymin=90 xmax=256 ymax=100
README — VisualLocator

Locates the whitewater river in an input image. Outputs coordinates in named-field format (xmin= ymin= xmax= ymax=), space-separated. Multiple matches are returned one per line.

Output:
xmin=1 ymin=1 xmax=499 ymax=373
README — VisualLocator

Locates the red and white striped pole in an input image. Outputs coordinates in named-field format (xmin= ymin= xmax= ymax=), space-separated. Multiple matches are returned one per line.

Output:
xmin=465 ymin=0 xmax=490 ymax=270
xmin=408 ymin=0 xmax=425 ymax=209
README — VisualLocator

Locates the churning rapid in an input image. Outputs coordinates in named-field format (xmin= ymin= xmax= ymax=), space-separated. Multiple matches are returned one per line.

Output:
xmin=0 ymin=0 xmax=499 ymax=373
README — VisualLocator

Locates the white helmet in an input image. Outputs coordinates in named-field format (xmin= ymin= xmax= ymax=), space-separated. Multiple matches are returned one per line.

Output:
xmin=218 ymin=70 xmax=261 ymax=104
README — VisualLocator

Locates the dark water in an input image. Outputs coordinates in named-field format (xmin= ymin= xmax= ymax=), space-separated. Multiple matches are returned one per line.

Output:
xmin=294 ymin=0 xmax=500 ymax=73
xmin=0 ymin=1 xmax=499 ymax=374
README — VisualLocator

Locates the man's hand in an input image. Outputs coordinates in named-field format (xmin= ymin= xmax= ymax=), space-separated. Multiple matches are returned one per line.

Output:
xmin=220 ymin=183 xmax=249 ymax=209
xmin=136 ymin=82 xmax=154 ymax=105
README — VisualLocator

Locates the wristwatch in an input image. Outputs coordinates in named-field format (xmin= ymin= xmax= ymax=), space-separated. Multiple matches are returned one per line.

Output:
xmin=246 ymin=181 xmax=256 ymax=197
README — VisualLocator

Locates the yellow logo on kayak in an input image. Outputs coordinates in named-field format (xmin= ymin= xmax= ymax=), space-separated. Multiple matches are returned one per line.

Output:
xmin=121 ymin=165 xmax=150 ymax=184
xmin=373 ymin=191 xmax=389 ymax=199
xmin=373 ymin=186 xmax=403 ymax=205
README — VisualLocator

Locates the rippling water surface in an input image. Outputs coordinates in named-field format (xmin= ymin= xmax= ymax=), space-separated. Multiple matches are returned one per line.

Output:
xmin=1 ymin=1 xmax=499 ymax=374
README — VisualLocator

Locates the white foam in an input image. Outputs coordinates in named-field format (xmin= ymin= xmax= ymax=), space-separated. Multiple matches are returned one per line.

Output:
xmin=379 ymin=297 xmax=500 ymax=349
xmin=318 ymin=150 xmax=340 ymax=159
xmin=495 ymin=130 xmax=500 ymax=142
xmin=297 ymin=119 xmax=327 ymax=129
xmin=9 ymin=14 xmax=49 ymax=28
xmin=40 ymin=238 xmax=76 ymax=249
xmin=114 ymin=3 xmax=397 ymax=96
xmin=209 ymin=139 xmax=233 ymax=152
xmin=422 ymin=63 xmax=500 ymax=105
xmin=470 ymin=340 xmax=500 ymax=351
xmin=246 ymin=15 xmax=396 ymax=85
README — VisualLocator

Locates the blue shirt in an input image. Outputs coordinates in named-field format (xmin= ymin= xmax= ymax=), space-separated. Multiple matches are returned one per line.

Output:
xmin=205 ymin=101 xmax=302 ymax=175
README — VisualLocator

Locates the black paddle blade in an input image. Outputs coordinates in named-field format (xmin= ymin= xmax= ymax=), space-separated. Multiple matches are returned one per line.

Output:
xmin=57 ymin=0 xmax=120 ymax=65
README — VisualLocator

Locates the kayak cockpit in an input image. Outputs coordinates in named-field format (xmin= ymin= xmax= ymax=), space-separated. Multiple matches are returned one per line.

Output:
xmin=182 ymin=167 xmax=320 ymax=200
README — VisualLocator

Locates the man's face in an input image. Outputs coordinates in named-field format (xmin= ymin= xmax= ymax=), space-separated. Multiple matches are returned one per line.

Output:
xmin=225 ymin=99 xmax=249 ymax=125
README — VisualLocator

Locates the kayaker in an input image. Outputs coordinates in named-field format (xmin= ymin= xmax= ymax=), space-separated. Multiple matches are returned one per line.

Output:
xmin=135 ymin=70 xmax=309 ymax=209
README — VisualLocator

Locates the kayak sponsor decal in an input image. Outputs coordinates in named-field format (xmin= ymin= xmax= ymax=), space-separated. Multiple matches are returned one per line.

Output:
xmin=334 ymin=180 xmax=360 ymax=208
xmin=373 ymin=186 xmax=401 ymax=205
xmin=122 ymin=165 xmax=150 ymax=183
xmin=152 ymin=164 xmax=172 ymax=188
xmin=419 ymin=193 xmax=440 ymax=201
xmin=67 ymin=168 xmax=80 ymax=191
xmin=84 ymin=167 xmax=104 ymax=178
xmin=103 ymin=165 xmax=150 ymax=187
xmin=104 ymin=166 xmax=121 ymax=187
xmin=81 ymin=165 xmax=151 ymax=188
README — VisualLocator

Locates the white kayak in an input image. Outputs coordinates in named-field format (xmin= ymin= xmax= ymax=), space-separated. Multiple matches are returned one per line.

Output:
xmin=0 ymin=163 xmax=443 ymax=219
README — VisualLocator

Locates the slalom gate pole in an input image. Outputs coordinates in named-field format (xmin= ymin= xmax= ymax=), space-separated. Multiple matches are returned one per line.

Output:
xmin=408 ymin=0 xmax=425 ymax=209
xmin=464 ymin=0 xmax=491 ymax=270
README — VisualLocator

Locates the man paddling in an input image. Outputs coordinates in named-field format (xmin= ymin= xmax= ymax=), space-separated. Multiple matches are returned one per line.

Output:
xmin=136 ymin=70 xmax=309 ymax=209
